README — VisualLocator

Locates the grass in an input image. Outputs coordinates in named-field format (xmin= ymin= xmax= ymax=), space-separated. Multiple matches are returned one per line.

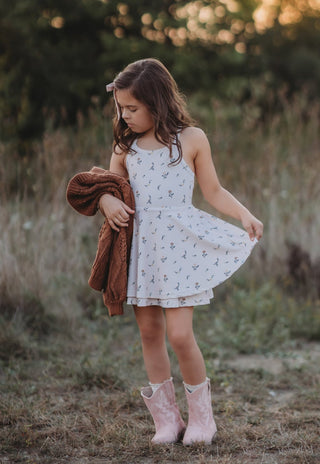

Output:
xmin=1 ymin=91 xmax=320 ymax=462
xmin=1 ymin=307 xmax=320 ymax=463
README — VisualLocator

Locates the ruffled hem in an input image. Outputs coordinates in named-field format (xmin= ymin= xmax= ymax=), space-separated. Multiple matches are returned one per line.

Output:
xmin=127 ymin=288 xmax=213 ymax=308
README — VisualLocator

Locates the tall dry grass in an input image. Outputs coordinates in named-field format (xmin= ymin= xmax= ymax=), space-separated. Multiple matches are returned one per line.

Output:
xmin=0 ymin=93 xmax=319 ymax=355
xmin=0 ymin=109 xmax=115 ymax=361
xmin=191 ymin=90 xmax=320 ymax=270
xmin=1 ymin=112 xmax=111 ymax=314
xmin=1 ymin=94 xmax=320 ymax=464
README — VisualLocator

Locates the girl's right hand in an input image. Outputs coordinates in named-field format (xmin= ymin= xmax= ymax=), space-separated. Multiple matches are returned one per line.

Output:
xmin=99 ymin=194 xmax=135 ymax=232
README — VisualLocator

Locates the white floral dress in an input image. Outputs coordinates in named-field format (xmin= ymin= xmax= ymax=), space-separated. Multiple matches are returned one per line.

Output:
xmin=126 ymin=138 xmax=257 ymax=308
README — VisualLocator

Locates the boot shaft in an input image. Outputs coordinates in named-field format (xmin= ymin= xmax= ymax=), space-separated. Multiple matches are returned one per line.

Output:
xmin=183 ymin=378 xmax=217 ymax=445
xmin=141 ymin=377 xmax=186 ymax=444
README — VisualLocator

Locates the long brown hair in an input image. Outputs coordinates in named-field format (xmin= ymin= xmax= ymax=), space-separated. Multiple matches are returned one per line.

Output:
xmin=111 ymin=58 xmax=195 ymax=164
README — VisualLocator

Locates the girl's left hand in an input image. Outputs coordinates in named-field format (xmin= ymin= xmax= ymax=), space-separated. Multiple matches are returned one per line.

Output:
xmin=240 ymin=211 xmax=264 ymax=241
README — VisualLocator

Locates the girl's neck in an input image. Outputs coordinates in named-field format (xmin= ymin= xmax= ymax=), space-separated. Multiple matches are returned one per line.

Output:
xmin=137 ymin=131 xmax=166 ymax=151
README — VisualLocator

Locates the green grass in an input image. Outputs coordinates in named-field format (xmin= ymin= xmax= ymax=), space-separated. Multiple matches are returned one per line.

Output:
xmin=1 ymin=91 xmax=320 ymax=462
xmin=1 ymin=307 xmax=320 ymax=463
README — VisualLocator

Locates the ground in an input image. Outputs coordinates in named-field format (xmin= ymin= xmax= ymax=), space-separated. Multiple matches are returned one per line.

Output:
xmin=1 ymin=312 xmax=319 ymax=464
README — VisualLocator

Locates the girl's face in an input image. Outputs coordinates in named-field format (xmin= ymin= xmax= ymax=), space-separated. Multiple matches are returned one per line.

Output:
xmin=115 ymin=88 xmax=154 ymax=135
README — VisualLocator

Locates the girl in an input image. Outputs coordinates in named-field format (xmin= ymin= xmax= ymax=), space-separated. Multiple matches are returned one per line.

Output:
xmin=99 ymin=58 xmax=263 ymax=446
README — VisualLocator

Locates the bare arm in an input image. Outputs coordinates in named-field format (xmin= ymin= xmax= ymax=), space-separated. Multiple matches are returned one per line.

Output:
xmin=99 ymin=151 xmax=135 ymax=231
xmin=185 ymin=128 xmax=263 ymax=241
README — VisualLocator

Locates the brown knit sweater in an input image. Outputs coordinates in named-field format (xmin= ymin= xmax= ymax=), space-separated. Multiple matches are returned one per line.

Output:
xmin=66 ymin=167 xmax=135 ymax=316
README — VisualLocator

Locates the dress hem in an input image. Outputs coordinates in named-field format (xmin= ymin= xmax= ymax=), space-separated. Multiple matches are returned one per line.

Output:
xmin=127 ymin=288 xmax=214 ymax=308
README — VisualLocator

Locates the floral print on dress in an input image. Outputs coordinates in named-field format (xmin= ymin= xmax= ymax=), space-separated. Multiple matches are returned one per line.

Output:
xmin=126 ymin=138 xmax=257 ymax=308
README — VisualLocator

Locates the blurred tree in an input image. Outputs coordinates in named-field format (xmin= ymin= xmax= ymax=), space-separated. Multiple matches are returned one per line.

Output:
xmin=0 ymin=0 xmax=320 ymax=145
xmin=0 ymin=0 xmax=183 ymax=145
xmin=254 ymin=14 xmax=320 ymax=96
xmin=0 ymin=0 xmax=114 ymax=143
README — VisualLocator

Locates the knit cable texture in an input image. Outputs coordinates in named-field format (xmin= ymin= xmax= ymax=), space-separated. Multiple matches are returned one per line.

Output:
xmin=66 ymin=167 xmax=135 ymax=316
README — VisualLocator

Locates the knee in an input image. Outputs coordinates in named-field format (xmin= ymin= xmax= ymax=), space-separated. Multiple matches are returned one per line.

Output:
xmin=138 ymin=319 xmax=165 ymax=346
xmin=167 ymin=328 xmax=194 ymax=355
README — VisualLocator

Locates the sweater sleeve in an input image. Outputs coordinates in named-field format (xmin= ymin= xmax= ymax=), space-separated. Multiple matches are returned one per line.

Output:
xmin=66 ymin=168 xmax=135 ymax=317
xmin=66 ymin=169 xmax=127 ymax=216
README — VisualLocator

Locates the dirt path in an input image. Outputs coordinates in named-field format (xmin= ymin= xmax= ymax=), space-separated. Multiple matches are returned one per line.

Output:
xmin=1 ymin=333 xmax=319 ymax=464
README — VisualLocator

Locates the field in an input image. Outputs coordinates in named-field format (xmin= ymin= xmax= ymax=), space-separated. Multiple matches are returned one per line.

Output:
xmin=1 ymin=306 xmax=320 ymax=464
xmin=1 ymin=93 xmax=320 ymax=463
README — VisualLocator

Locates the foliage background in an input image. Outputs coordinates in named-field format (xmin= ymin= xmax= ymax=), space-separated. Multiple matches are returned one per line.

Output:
xmin=1 ymin=2 xmax=320 ymax=462
xmin=1 ymin=0 xmax=320 ymax=144
xmin=1 ymin=0 xmax=320 ymax=366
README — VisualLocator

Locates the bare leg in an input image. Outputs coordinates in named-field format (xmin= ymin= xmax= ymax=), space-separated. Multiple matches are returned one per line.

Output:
xmin=134 ymin=305 xmax=171 ymax=383
xmin=165 ymin=306 xmax=206 ymax=385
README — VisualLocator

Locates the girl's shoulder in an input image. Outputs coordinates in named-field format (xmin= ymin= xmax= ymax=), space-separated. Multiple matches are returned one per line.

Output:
xmin=179 ymin=127 xmax=210 ymax=167
xmin=180 ymin=126 xmax=209 ymax=150
xmin=180 ymin=126 xmax=208 ymax=142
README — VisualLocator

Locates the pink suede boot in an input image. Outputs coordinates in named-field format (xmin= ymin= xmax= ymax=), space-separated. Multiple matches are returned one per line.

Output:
xmin=141 ymin=377 xmax=186 ymax=444
xmin=183 ymin=378 xmax=217 ymax=445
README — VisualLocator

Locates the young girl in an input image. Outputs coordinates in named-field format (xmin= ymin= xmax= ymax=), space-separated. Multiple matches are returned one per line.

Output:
xmin=99 ymin=58 xmax=263 ymax=446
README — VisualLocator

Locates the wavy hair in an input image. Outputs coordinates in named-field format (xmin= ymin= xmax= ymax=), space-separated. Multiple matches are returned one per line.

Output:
xmin=111 ymin=58 xmax=195 ymax=164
